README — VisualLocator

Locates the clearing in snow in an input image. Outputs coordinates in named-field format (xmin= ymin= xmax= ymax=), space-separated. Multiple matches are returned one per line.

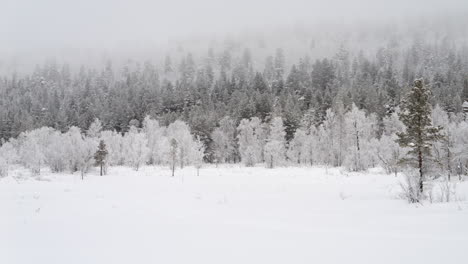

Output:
xmin=2 ymin=165 xmax=467 ymax=264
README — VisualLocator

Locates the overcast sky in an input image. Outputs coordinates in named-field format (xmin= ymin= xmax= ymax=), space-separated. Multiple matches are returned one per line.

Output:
xmin=0 ymin=0 xmax=467 ymax=72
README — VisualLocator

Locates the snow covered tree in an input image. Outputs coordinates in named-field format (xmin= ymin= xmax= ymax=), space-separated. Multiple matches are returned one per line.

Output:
xmin=343 ymin=104 xmax=378 ymax=171
xmin=264 ymin=117 xmax=286 ymax=168
xmin=452 ymin=121 xmax=468 ymax=180
xmin=287 ymin=128 xmax=307 ymax=164
xmin=18 ymin=128 xmax=50 ymax=175
xmin=322 ymin=107 xmax=347 ymax=167
xmin=212 ymin=129 xmax=229 ymax=164
xmin=94 ymin=140 xmax=108 ymax=176
xmin=397 ymin=79 xmax=444 ymax=194
xmin=64 ymin=127 xmax=97 ymax=179
xmin=123 ymin=126 xmax=149 ymax=171
xmin=432 ymin=105 xmax=455 ymax=179
xmin=211 ymin=116 xmax=237 ymax=164
xmin=87 ymin=118 xmax=102 ymax=138
xmin=100 ymin=130 xmax=124 ymax=166
xmin=143 ymin=116 xmax=168 ymax=165
xmin=0 ymin=140 xmax=18 ymax=177
xmin=44 ymin=131 xmax=67 ymax=173
xmin=192 ymin=137 xmax=205 ymax=176
xmin=77 ymin=137 xmax=98 ymax=179
xmin=167 ymin=120 xmax=194 ymax=168
xmin=237 ymin=117 xmax=263 ymax=166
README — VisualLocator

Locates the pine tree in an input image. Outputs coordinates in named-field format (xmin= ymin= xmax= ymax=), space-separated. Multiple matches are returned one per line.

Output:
xmin=396 ymin=79 xmax=444 ymax=195
xmin=94 ymin=140 xmax=108 ymax=176
xmin=462 ymin=79 xmax=468 ymax=103
xmin=170 ymin=138 xmax=178 ymax=177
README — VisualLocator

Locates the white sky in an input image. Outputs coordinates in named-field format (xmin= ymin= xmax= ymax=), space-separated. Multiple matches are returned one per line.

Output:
xmin=0 ymin=0 xmax=467 ymax=71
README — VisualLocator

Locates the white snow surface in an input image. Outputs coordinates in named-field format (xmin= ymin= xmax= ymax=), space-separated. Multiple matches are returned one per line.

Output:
xmin=2 ymin=165 xmax=468 ymax=264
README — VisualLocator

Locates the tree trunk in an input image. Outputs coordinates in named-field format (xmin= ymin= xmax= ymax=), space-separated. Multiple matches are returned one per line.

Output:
xmin=447 ymin=144 xmax=451 ymax=181
xmin=418 ymin=149 xmax=423 ymax=193
xmin=100 ymin=163 xmax=103 ymax=176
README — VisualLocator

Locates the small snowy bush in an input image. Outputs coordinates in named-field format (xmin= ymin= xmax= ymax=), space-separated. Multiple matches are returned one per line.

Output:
xmin=399 ymin=170 xmax=423 ymax=203
xmin=428 ymin=179 xmax=460 ymax=203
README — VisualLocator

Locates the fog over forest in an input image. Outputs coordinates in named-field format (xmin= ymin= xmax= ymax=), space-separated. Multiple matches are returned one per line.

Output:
xmin=1 ymin=0 xmax=468 ymax=74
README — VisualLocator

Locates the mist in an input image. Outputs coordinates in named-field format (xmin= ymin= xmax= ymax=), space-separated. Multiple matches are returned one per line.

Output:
xmin=1 ymin=0 xmax=468 ymax=74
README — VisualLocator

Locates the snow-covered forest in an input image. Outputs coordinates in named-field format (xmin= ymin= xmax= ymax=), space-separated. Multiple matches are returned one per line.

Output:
xmin=2 ymin=1 xmax=468 ymax=263
xmin=1 ymin=16 xmax=468 ymax=180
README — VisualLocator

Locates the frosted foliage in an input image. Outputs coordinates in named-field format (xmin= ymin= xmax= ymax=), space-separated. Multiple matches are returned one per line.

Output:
xmin=124 ymin=126 xmax=149 ymax=171
xmin=167 ymin=120 xmax=196 ymax=168
xmin=87 ymin=118 xmax=103 ymax=138
xmin=192 ymin=137 xmax=205 ymax=175
xmin=376 ymin=134 xmax=405 ymax=175
xmin=237 ymin=117 xmax=263 ymax=166
xmin=382 ymin=110 xmax=404 ymax=136
xmin=343 ymin=104 xmax=378 ymax=171
xmin=63 ymin=127 xmax=98 ymax=176
xmin=44 ymin=131 xmax=68 ymax=173
xmin=142 ymin=116 xmax=167 ymax=165
xmin=321 ymin=108 xmax=347 ymax=166
xmin=0 ymin=141 xmax=17 ymax=176
xmin=18 ymin=128 xmax=52 ymax=175
xmin=100 ymin=131 xmax=124 ymax=166
xmin=212 ymin=129 xmax=229 ymax=163
xmin=264 ymin=117 xmax=286 ymax=168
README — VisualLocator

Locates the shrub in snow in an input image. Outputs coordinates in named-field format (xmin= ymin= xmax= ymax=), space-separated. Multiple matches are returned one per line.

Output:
xmin=376 ymin=134 xmax=405 ymax=176
xmin=428 ymin=179 xmax=459 ymax=203
xmin=399 ymin=169 xmax=423 ymax=203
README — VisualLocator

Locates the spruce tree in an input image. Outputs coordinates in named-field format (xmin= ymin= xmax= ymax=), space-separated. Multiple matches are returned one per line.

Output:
xmin=462 ymin=79 xmax=468 ymax=102
xmin=396 ymin=79 xmax=443 ymax=194
xmin=94 ymin=140 xmax=108 ymax=176
xmin=170 ymin=138 xmax=178 ymax=177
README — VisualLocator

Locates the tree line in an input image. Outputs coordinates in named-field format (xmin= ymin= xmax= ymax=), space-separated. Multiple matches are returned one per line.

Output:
xmin=1 ymin=36 xmax=468 ymax=162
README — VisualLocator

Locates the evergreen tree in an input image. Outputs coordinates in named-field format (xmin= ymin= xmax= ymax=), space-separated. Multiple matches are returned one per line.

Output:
xmin=396 ymin=79 xmax=444 ymax=196
xmin=94 ymin=140 xmax=108 ymax=176
xmin=170 ymin=138 xmax=178 ymax=177
xmin=462 ymin=79 xmax=468 ymax=102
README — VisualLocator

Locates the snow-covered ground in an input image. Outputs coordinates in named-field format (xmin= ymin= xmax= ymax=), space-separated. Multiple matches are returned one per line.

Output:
xmin=2 ymin=165 xmax=468 ymax=264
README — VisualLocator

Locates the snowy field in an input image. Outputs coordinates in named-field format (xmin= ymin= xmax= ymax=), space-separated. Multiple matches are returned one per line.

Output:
xmin=2 ymin=165 xmax=468 ymax=264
